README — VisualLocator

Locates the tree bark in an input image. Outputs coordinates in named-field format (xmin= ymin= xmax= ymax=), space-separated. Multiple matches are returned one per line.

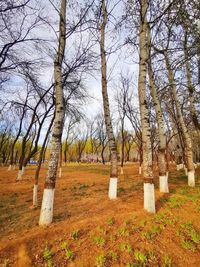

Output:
xmin=33 ymin=115 xmax=54 ymax=208
xmin=184 ymin=30 xmax=200 ymax=133
xmin=138 ymin=0 xmax=155 ymax=213
xmin=165 ymin=52 xmax=195 ymax=187
xmin=147 ymin=33 xmax=168 ymax=192
xmin=100 ymin=0 xmax=118 ymax=199
xmin=120 ymin=116 xmax=125 ymax=175
xmin=39 ymin=0 xmax=66 ymax=225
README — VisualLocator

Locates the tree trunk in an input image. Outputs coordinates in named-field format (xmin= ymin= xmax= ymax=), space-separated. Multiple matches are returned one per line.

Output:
xmin=59 ymin=145 xmax=62 ymax=178
xmin=39 ymin=0 xmax=66 ymax=225
xmin=64 ymin=142 xmax=67 ymax=164
xmin=33 ymin=116 xmax=54 ymax=208
xmin=101 ymin=146 xmax=105 ymax=165
xmin=16 ymin=153 xmax=24 ymax=181
xmin=138 ymin=0 xmax=155 ymax=213
xmin=100 ymin=0 xmax=118 ymax=199
xmin=165 ymin=53 xmax=195 ymax=187
xmin=148 ymin=59 xmax=168 ymax=193
xmin=120 ymin=118 xmax=125 ymax=175
xmin=184 ymin=31 xmax=200 ymax=133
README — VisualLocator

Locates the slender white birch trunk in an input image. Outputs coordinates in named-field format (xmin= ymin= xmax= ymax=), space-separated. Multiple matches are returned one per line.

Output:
xmin=184 ymin=30 xmax=200 ymax=134
xmin=138 ymin=0 xmax=155 ymax=213
xmin=165 ymin=53 xmax=195 ymax=187
xmin=147 ymin=27 xmax=168 ymax=193
xmin=39 ymin=0 xmax=66 ymax=225
xmin=100 ymin=0 xmax=118 ymax=199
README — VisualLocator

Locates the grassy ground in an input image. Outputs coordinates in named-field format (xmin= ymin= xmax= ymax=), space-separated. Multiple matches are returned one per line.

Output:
xmin=0 ymin=163 xmax=200 ymax=267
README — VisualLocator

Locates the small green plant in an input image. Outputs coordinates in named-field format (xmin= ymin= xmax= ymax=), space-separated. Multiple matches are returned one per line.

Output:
xmin=181 ymin=239 xmax=196 ymax=251
xmin=95 ymin=254 xmax=106 ymax=267
xmin=147 ymin=250 xmax=157 ymax=262
xmin=118 ymin=227 xmax=129 ymax=237
xmin=43 ymin=244 xmax=53 ymax=267
xmin=60 ymin=241 xmax=68 ymax=250
xmin=108 ymin=250 xmax=118 ymax=261
xmin=71 ymin=229 xmax=80 ymax=240
xmin=153 ymin=211 xmax=175 ymax=225
xmin=119 ymin=243 xmax=127 ymax=251
xmin=180 ymin=221 xmax=193 ymax=231
xmin=2 ymin=259 xmax=10 ymax=267
xmin=134 ymin=250 xmax=147 ymax=265
xmin=99 ymin=226 xmax=107 ymax=235
xmin=118 ymin=187 xmax=125 ymax=193
xmin=159 ymin=197 xmax=168 ymax=204
xmin=109 ymin=234 xmax=116 ymax=242
xmin=178 ymin=221 xmax=200 ymax=250
xmin=139 ymin=219 xmax=146 ymax=227
xmin=79 ymin=184 xmax=89 ymax=190
xmin=142 ymin=225 xmax=162 ymax=240
xmin=107 ymin=217 xmax=114 ymax=225
xmin=190 ymin=230 xmax=200 ymax=244
xmin=93 ymin=236 xmax=105 ymax=247
xmin=124 ymin=219 xmax=131 ymax=226
xmin=65 ymin=249 xmax=74 ymax=260
xmin=126 ymin=244 xmax=133 ymax=253
xmin=168 ymin=197 xmax=186 ymax=208
xmin=162 ymin=255 xmax=173 ymax=267
xmin=119 ymin=243 xmax=132 ymax=253
xmin=188 ymin=195 xmax=199 ymax=203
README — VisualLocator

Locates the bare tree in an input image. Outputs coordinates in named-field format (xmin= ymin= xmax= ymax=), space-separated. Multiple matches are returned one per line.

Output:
xmin=137 ymin=0 xmax=155 ymax=213
xmin=39 ymin=0 xmax=67 ymax=225
xmin=147 ymin=25 xmax=168 ymax=193
xmin=100 ymin=0 xmax=118 ymax=199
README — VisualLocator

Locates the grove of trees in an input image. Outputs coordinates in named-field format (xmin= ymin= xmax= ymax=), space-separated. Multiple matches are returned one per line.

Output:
xmin=0 ymin=0 xmax=200 ymax=225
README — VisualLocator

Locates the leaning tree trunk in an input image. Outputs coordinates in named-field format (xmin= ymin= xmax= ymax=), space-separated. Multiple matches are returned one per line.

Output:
xmin=39 ymin=0 xmax=66 ymax=225
xmin=120 ymin=118 xmax=125 ymax=175
xmin=100 ymin=0 xmax=118 ymax=199
xmin=165 ymin=53 xmax=195 ymax=187
xmin=184 ymin=31 xmax=200 ymax=133
xmin=64 ymin=141 xmax=68 ymax=165
xmin=8 ymin=100 xmax=27 ymax=171
xmin=33 ymin=116 xmax=54 ymax=208
xmin=138 ymin=0 xmax=155 ymax=213
xmin=148 ymin=60 xmax=168 ymax=193
xmin=8 ymin=143 xmax=15 ymax=171
xmin=16 ymin=142 xmax=25 ymax=181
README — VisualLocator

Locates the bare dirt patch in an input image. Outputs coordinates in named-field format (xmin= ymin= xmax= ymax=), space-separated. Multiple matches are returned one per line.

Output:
xmin=0 ymin=163 xmax=200 ymax=266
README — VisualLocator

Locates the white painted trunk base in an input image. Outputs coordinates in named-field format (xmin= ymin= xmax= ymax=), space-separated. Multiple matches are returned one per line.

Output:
xmin=159 ymin=175 xmax=169 ymax=193
xmin=7 ymin=165 xmax=12 ymax=171
xmin=177 ymin=164 xmax=184 ymax=171
xmin=166 ymin=171 xmax=169 ymax=179
xmin=22 ymin=166 xmax=25 ymax=175
xmin=120 ymin=167 xmax=123 ymax=175
xmin=59 ymin=167 xmax=62 ymax=178
xmin=194 ymin=163 xmax=197 ymax=169
xmin=144 ymin=183 xmax=155 ymax=213
xmin=184 ymin=167 xmax=188 ymax=175
xmin=39 ymin=189 xmax=55 ymax=225
xmin=188 ymin=171 xmax=195 ymax=187
xmin=108 ymin=178 xmax=117 ymax=199
xmin=33 ymin=184 xmax=38 ymax=207
xmin=139 ymin=166 xmax=142 ymax=175
xmin=16 ymin=170 xmax=22 ymax=181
